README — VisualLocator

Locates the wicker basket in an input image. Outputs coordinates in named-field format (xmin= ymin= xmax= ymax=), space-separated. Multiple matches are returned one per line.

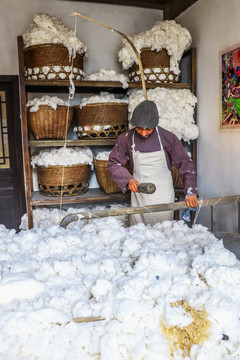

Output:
xmin=36 ymin=163 xmax=91 ymax=197
xmin=74 ymin=102 xmax=128 ymax=139
xmin=129 ymin=48 xmax=180 ymax=83
xmin=171 ymin=162 xmax=184 ymax=189
xmin=94 ymin=158 xmax=120 ymax=194
xmin=28 ymin=105 xmax=73 ymax=140
xmin=24 ymin=43 xmax=84 ymax=81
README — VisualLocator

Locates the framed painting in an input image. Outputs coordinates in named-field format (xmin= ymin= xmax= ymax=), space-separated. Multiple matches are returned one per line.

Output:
xmin=221 ymin=44 xmax=240 ymax=129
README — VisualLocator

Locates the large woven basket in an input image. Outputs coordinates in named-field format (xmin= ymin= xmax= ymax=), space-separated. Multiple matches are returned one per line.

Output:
xmin=36 ymin=163 xmax=91 ymax=197
xmin=171 ymin=162 xmax=184 ymax=189
xmin=28 ymin=105 xmax=73 ymax=140
xmin=74 ymin=102 xmax=128 ymax=139
xmin=24 ymin=43 xmax=84 ymax=81
xmin=129 ymin=48 xmax=180 ymax=83
xmin=94 ymin=158 xmax=120 ymax=194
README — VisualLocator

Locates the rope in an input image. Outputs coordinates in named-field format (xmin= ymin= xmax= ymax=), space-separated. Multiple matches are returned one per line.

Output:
xmin=169 ymin=203 xmax=177 ymax=211
xmin=59 ymin=15 xmax=78 ymax=223
xmin=142 ymin=206 xmax=152 ymax=213
xmin=212 ymin=196 xmax=223 ymax=207
xmin=192 ymin=198 xmax=203 ymax=228
xmin=234 ymin=195 xmax=240 ymax=204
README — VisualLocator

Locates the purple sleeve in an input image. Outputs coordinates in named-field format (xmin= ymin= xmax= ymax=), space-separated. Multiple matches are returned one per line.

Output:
xmin=107 ymin=134 xmax=133 ymax=193
xmin=168 ymin=134 xmax=198 ymax=196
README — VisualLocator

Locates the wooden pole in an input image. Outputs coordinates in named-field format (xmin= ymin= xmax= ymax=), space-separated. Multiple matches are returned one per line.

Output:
xmin=17 ymin=36 xmax=33 ymax=229
xmin=73 ymin=316 xmax=105 ymax=323
xmin=60 ymin=195 xmax=240 ymax=228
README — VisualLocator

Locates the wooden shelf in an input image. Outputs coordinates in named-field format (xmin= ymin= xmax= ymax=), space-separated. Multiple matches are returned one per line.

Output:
xmin=25 ymin=79 xmax=191 ymax=93
xmin=29 ymin=139 xmax=117 ymax=147
xmin=31 ymin=188 xmax=130 ymax=206
xmin=17 ymin=34 xmax=197 ymax=229
xmin=31 ymin=188 xmax=184 ymax=206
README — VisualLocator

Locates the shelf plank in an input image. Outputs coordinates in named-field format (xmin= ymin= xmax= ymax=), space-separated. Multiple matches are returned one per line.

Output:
xmin=31 ymin=188 xmax=130 ymax=206
xmin=25 ymin=79 xmax=191 ymax=92
xmin=29 ymin=139 xmax=117 ymax=147
xmin=31 ymin=188 xmax=184 ymax=207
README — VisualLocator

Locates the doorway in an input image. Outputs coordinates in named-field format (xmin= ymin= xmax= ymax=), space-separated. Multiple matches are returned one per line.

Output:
xmin=0 ymin=76 xmax=25 ymax=230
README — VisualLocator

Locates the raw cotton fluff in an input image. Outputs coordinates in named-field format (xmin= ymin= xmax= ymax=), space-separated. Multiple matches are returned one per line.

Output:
xmin=118 ymin=20 xmax=192 ymax=75
xmin=31 ymin=147 xmax=93 ymax=168
xmin=78 ymin=92 xmax=128 ymax=109
xmin=85 ymin=68 xmax=129 ymax=89
xmin=27 ymin=95 xmax=69 ymax=112
xmin=23 ymin=13 xmax=88 ymax=59
xmin=95 ymin=151 xmax=111 ymax=161
xmin=0 ymin=210 xmax=240 ymax=360
xmin=128 ymin=88 xmax=198 ymax=142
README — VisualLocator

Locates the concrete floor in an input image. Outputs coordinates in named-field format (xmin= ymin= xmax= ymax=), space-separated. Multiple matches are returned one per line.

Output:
xmin=214 ymin=232 xmax=240 ymax=260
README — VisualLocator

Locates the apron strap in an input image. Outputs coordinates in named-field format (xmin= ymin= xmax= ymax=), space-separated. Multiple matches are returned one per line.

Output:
xmin=156 ymin=127 xmax=163 ymax=151
xmin=131 ymin=130 xmax=136 ymax=153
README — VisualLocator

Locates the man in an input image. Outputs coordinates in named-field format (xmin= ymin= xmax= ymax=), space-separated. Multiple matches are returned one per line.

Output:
xmin=107 ymin=100 xmax=198 ymax=226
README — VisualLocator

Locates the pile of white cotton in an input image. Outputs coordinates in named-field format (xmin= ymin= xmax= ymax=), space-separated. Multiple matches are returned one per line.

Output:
xmin=128 ymin=88 xmax=198 ymax=141
xmin=85 ymin=68 xmax=129 ymax=89
xmin=31 ymin=147 xmax=93 ymax=168
xmin=118 ymin=20 xmax=192 ymax=75
xmin=95 ymin=151 xmax=111 ymax=161
xmin=78 ymin=92 xmax=128 ymax=109
xmin=27 ymin=95 xmax=69 ymax=112
xmin=23 ymin=13 xmax=87 ymax=58
xmin=0 ymin=210 xmax=240 ymax=360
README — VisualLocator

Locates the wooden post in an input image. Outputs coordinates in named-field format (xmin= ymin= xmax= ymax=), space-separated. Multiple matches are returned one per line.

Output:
xmin=163 ymin=3 xmax=171 ymax=20
xmin=17 ymin=36 xmax=33 ymax=229
xmin=211 ymin=206 xmax=216 ymax=232
xmin=238 ymin=203 xmax=240 ymax=233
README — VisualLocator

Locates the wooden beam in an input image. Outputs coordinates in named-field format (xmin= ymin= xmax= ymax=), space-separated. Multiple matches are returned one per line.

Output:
xmin=169 ymin=0 xmax=198 ymax=19
xmin=62 ymin=0 xmax=166 ymax=10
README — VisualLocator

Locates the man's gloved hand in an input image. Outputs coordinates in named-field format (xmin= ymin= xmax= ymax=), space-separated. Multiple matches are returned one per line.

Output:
xmin=185 ymin=194 xmax=198 ymax=208
xmin=128 ymin=178 xmax=140 ymax=192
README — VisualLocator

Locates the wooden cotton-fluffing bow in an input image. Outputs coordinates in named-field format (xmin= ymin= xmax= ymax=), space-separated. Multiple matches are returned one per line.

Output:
xmin=70 ymin=12 xmax=147 ymax=100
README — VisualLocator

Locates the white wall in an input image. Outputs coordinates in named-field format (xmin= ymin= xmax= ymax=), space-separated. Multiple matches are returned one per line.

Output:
xmin=177 ymin=0 xmax=240 ymax=232
xmin=0 ymin=0 xmax=163 ymax=75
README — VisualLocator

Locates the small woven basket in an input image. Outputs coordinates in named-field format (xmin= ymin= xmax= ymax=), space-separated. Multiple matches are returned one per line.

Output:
xmin=24 ymin=43 xmax=84 ymax=81
xmin=129 ymin=48 xmax=180 ymax=83
xmin=28 ymin=105 xmax=73 ymax=140
xmin=36 ymin=163 xmax=91 ymax=197
xmin=74 ymin=102 xmax=128 ymax=139
xmin=171 ymin=162 xmax=184 ymax=189
xmin=94 ymin=158 xmax=120 ymax=194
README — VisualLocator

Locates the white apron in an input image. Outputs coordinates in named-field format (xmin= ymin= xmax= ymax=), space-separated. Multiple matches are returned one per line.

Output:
xmin=130 ymin=127 xmax=175 ymax=226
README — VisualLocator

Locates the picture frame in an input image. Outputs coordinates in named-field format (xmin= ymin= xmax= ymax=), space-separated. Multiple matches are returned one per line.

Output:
xmin=221 ymin=44 xmax=240 ymax=129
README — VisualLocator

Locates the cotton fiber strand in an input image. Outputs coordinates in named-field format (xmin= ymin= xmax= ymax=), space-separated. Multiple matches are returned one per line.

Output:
xmin=118 ymin=20 xmax=192 ymax=75
xmin=31 ymin=147 xmax=93 ymax=167
xmin=85 ymin=68 xmax=129 ymax=89
xmin=128 ymin=88 xmax=198 ymax=141
xmin=23 ymin=13 xmax=87 ymax=59
xmin=0 ymin=211 xmax=240 ymax=360
xmin=27 ymin=95 xmax=69 ymax=112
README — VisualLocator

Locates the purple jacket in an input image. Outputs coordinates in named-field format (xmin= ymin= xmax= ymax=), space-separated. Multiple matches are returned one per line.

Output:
xmin=107 ymin=126 xmax=198 ymax=196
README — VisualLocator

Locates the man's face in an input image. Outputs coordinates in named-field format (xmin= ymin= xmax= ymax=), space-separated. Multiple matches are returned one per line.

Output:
xmin=135 ymin=127 xmax=154 ymax=139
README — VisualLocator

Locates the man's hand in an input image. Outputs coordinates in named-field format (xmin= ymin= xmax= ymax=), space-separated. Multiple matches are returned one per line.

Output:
xmin=186 ymin=195 xmax=198 ymax=208
xmin=128 ymin=178 xmax=140 ymax=192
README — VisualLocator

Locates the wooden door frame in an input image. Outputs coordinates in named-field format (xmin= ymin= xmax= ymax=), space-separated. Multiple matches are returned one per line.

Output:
xmin=0 ymin=75 xmax=26 ymax=229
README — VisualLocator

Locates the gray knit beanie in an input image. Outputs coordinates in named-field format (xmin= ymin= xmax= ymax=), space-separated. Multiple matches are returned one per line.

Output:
xmin=130 ymin=100 xmax=159 ymax=128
